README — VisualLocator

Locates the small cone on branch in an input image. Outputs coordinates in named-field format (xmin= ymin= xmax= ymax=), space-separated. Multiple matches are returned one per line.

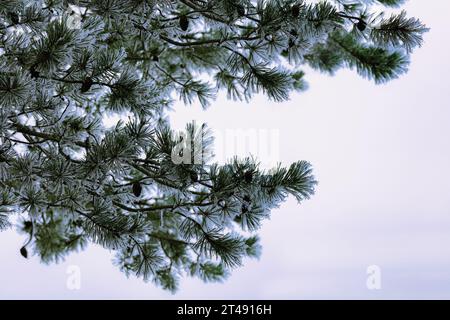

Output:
xmin=179 ymin=15 xmax=189 ymax=31
xmin=292 ymin=4 xmax=300 ymax=18
xmin=8 ymin=12 xmax=19 ymax=25
xmin=236 ymin=4 xmax=245 ymax=17
xmin=29 ymin=65 xmax=40 ymax=79
xmin=24 ymin=221 xmax=33 ymax=232
xmin=20 ymin=246 xmax=28 ymax=259
xmin=190 ymin=171 xmax=199 ymax=182
xmin=357 ymin=20 xmax=367 ymax=31
xmin=244 ymin=170 xmax=254 ymax=183
xmin=132 ymin=181 xmax=142 ymax=197
xmin=80 ymin=77 xmax=93 ymax=93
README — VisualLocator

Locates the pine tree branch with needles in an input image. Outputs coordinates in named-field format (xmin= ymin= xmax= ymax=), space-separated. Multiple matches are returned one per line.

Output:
xmin=0 ymin=0 xmax=426 ymax=291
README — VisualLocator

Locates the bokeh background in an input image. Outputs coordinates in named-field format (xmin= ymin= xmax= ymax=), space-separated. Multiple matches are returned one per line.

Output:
xmin=1 ymin=1 xmax=449 ymax=299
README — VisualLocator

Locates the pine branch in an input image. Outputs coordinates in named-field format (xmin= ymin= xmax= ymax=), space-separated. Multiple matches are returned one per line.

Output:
xmin=0 ymin=0 xmax=426 ymax=291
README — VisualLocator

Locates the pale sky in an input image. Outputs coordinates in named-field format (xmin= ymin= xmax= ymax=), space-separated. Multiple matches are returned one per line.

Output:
xmin=1 ymin=1 xmax=450 ymax=299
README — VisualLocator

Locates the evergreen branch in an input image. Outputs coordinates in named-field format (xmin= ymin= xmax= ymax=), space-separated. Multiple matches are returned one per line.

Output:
xmin=160 ymin=34 xmax=261 ymax=47
xmin=12 ymin=123 xmax=89 ymax=148
xmin=0 ymin=0 xmax=426 ymax=291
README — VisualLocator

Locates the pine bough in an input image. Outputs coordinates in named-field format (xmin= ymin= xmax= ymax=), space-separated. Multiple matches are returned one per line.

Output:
xmin=0 ymin=0 xmax=426 ymax=291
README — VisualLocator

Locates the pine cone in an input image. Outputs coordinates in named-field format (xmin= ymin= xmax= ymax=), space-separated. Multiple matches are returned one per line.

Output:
xmin=29 ymin=65 xmax=40 ymax=79
xmin=80 ymin=77 xmax=93 ymax=93
xmin=292 ymin=4 xmax=300 ymax=18
xmin=23 ymin=221 xmax=33 ymax=231
xmin=236 ymin=4 xmax=245 ymax=17
xmin=8 ymin=12 xmax=19 ymax=25
xmin=190 ymin=171 xmax=199 ymax=182
xmin=244 ymin=170 xmax=253 ymax=183
xmin=20 ymin=246 xmax=28 ymax=259
xmin=179 ymin=15 xmax=189 ymax=31
xmin=357 ymin=20 xmax=367 ymax=31
xmin=132 ymin=181 xmax=142 ymax=197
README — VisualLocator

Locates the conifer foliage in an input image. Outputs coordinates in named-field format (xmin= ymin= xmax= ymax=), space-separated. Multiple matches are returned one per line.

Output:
xmin=0 ymin=0 xmax=426 ymax=291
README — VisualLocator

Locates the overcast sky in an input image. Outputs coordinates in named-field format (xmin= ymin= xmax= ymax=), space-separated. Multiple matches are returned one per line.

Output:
xmin=1 ymin=1 xmax=450 ymax=299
